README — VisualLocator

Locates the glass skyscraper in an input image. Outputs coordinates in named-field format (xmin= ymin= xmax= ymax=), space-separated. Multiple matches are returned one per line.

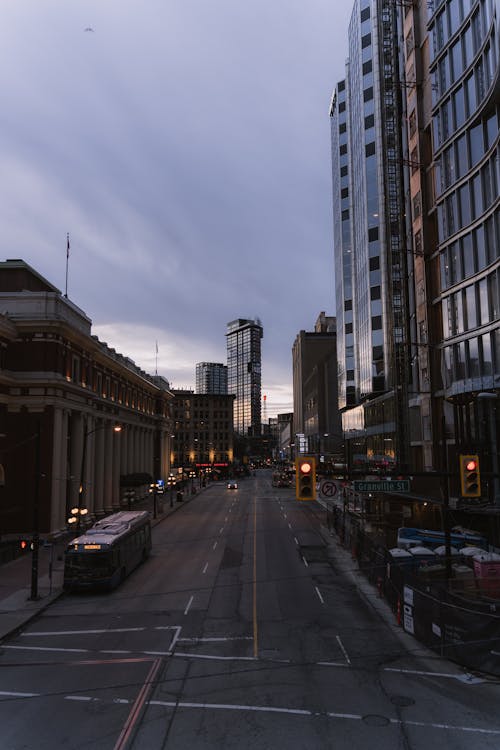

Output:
xmin=195 ymin=362 xmax=228 ymax=395
xmin=330 ymin=0 xmax=411 ymax=471
xmin=226 ymin=318 xmax=263 ymax=436
xmin=331 ymin=0 xmax=499 ymax=502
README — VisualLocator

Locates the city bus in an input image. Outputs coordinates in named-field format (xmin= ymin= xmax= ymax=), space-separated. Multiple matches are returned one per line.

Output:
xmin=63 ymin=510 xmax=152 ymax=591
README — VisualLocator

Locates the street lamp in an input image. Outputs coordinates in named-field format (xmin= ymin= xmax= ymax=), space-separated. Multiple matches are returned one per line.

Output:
xmin=149 ymin=482 xmax=159 ymax=519
xmin=167 ymin=473 xmax=176 ymax=508
xmin=78 ymin=421 xmax=122 ymax=532
xmin=67 ymin=506 xmax=89 ymax=530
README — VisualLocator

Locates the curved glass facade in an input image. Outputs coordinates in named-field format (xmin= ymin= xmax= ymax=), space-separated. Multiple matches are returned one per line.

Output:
xmin=430 ymin=0 xmax=499 ymax=397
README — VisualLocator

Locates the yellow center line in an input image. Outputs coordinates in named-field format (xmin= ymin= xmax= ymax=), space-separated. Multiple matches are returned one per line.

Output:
xmin=253 ymin=495 xmax=258 ymax=658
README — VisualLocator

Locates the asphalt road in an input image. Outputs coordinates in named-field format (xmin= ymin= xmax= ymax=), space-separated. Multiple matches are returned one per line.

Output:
xmin=1 ymin=470 xmax=500 ymax=749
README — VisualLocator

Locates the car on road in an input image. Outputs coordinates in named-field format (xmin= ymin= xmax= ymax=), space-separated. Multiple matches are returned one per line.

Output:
xmin=227 ymin=481 xmax=238 ymax=490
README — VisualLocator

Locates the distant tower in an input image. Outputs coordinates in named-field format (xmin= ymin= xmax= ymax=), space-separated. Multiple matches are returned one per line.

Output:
xmin=196 ymin=362 xmax=228 ymax=394
xmin=226 ymin=318 xmax=263 ymax=436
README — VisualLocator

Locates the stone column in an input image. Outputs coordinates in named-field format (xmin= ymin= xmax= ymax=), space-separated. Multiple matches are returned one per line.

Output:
xmin=69 ymin=412 xmax=84 ymax=511
xmin=83 ymin=416 xmax=94 ymax=517
xmin=112 ymin=427 xmax=121 ymax=509
xmin=103 ymin=423 xmax=113 ymax=513
xmin=94 ymin=422 xmax=105 ymax=517
xmin=50 ymin=406 xmax=64 ymax=533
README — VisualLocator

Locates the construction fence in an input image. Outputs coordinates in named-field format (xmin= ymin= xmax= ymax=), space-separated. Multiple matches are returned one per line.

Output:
xmin=326 ymin=504 xmax=500 ymax=678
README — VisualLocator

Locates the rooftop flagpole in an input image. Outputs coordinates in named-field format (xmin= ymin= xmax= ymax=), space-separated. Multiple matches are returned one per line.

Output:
xmin=155 ymin=340 xmax=158 ymax=375
xmin=64 ymin=233 xmax=70 ymax=298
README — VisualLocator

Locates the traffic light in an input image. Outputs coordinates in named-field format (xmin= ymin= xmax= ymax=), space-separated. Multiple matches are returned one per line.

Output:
xmin=296 ymin=457 xmax=316 ymax=501
xmin=459 ymin=454 xmax=481 ymax=498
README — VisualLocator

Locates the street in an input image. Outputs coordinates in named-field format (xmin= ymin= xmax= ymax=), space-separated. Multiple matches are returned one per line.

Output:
xmin=0 ymin=470 xmax=500 ymax=749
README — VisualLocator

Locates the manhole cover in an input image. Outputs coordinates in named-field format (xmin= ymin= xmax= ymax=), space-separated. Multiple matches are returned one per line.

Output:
xmin=362 ymin=714 xmax=391 ymax=727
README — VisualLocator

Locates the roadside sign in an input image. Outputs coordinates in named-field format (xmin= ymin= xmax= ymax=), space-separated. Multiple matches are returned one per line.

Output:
xmin=319 ymin=479 xmax=342 ymax=499
xmin=353 ymin=480 xmax=411 ymax=493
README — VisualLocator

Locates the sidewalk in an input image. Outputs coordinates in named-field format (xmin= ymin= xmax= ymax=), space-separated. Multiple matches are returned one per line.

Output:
xmin=0 ymin=484 xmax=207 ymax=642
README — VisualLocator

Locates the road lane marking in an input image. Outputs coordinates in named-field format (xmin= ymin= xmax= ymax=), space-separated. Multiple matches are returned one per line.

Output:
xmin=174 ymin=652 xmax=257 ymax=661
xmin=0 ymin=690 xmax=38 ymax=698
xmin=113 ymin=657 xmax=162 ymax=750
xmin=288 ymin=523 xmax=292 ymax=530
xmin=146 ymin=701 xmax=500 ymax=735
xmin=3 ymin=645 xmax=88 ymax=653
xmin=22 ymin=628 xmax=146 ymax=636
xmin=316 ymin=661 xmax=351 ymax=668
xmin=202 ymin=562 xmax=208 ymax=574
xmin=294 ymin=537 xmax=299 ymax=545
xmin=3 ymin=690 xmax=500 ymax=736
xmin=150 ymin=700 xmax=311 ymax=716
xmin=212 ymin=541 xmax=218 ymax=550
xmin=315 ymin=586 xmax=324 ymax=604
xmin=178 ymin=637 xmax=253 ymax=643
xmin=301 ymin=556 xmax=309 ymax=567
xmin=65 ymin=695 xmax=93 ymax=701
xmin=384 ymin=667 xmax=486 ymax=683
xmin=219 ymin=527 xmax=224 ymax=535
xmin=101 ymin=650 xmax=131 ymax=654
xmin=184 ymin=596 xmax=194 ymax=615
xmin=336 ymin=636 xmax=351 ymax=665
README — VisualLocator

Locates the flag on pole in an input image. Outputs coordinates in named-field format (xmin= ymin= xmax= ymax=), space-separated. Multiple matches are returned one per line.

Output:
xmin=66 ymin=233 xmax=70 ymax=258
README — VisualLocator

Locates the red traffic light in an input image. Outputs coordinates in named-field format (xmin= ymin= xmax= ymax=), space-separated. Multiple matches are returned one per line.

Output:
xmin=465 ymin=459 xmax=477 ymax=472
xmin=299 ymin=462 xmax=312 ymax=474
xmin=20 ymin=540 xmax=28 ymax=550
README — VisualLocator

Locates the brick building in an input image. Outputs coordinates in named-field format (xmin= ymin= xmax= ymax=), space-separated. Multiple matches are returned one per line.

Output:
xmin=0 ymin=260 xmax=173 ymax=538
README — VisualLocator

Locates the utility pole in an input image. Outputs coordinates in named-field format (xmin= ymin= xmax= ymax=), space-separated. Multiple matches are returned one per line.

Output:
xmin=29 ymin=422 xmax=41 ymax=601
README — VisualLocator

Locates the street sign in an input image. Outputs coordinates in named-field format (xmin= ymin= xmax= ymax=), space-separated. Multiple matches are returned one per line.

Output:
xmin=353 ymin=480 xmax=411 ymax=493
xmin=319 ymin=479 xmax=342 ymax=499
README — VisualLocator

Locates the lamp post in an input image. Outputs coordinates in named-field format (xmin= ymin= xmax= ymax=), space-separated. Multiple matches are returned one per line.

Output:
xmin=29 ymin=421 xmax=41 ymax=601
xmin=149 ymin=482 xmax=158 ymax=519
xmin=67 ymin=506 xmax=89 ymax=530
xmin=167 ymin=473 xmax=175 ymax=508
xmin=77 ymin=421 xmax=122 ymax=533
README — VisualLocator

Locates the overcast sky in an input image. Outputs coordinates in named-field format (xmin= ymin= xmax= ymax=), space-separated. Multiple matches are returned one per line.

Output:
xmin=1 ymin=0 xmax=353 ymax=417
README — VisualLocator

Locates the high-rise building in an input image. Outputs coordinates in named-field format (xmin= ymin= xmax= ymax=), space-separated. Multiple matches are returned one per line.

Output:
xmin=331 ymin=0 xmax=499 ymax=507
xmin=330 ymin=0 xmax=411 ymax=473
xmin=292 ymin=312 xmax=342 ymax=457
xmin=195 ymin=362 xmax=227 ymax=395
xmin=226 ymin=318 xmax=263 ymax=436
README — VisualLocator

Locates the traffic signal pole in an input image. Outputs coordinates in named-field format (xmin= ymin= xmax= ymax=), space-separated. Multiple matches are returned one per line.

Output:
xmin=441 ymin=414 xmax=452 ymax=586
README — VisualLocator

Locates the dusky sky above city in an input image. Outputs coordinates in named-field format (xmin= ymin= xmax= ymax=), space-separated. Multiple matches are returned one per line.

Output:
xmin=1 ymin=0 xmax=353 ymax=418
